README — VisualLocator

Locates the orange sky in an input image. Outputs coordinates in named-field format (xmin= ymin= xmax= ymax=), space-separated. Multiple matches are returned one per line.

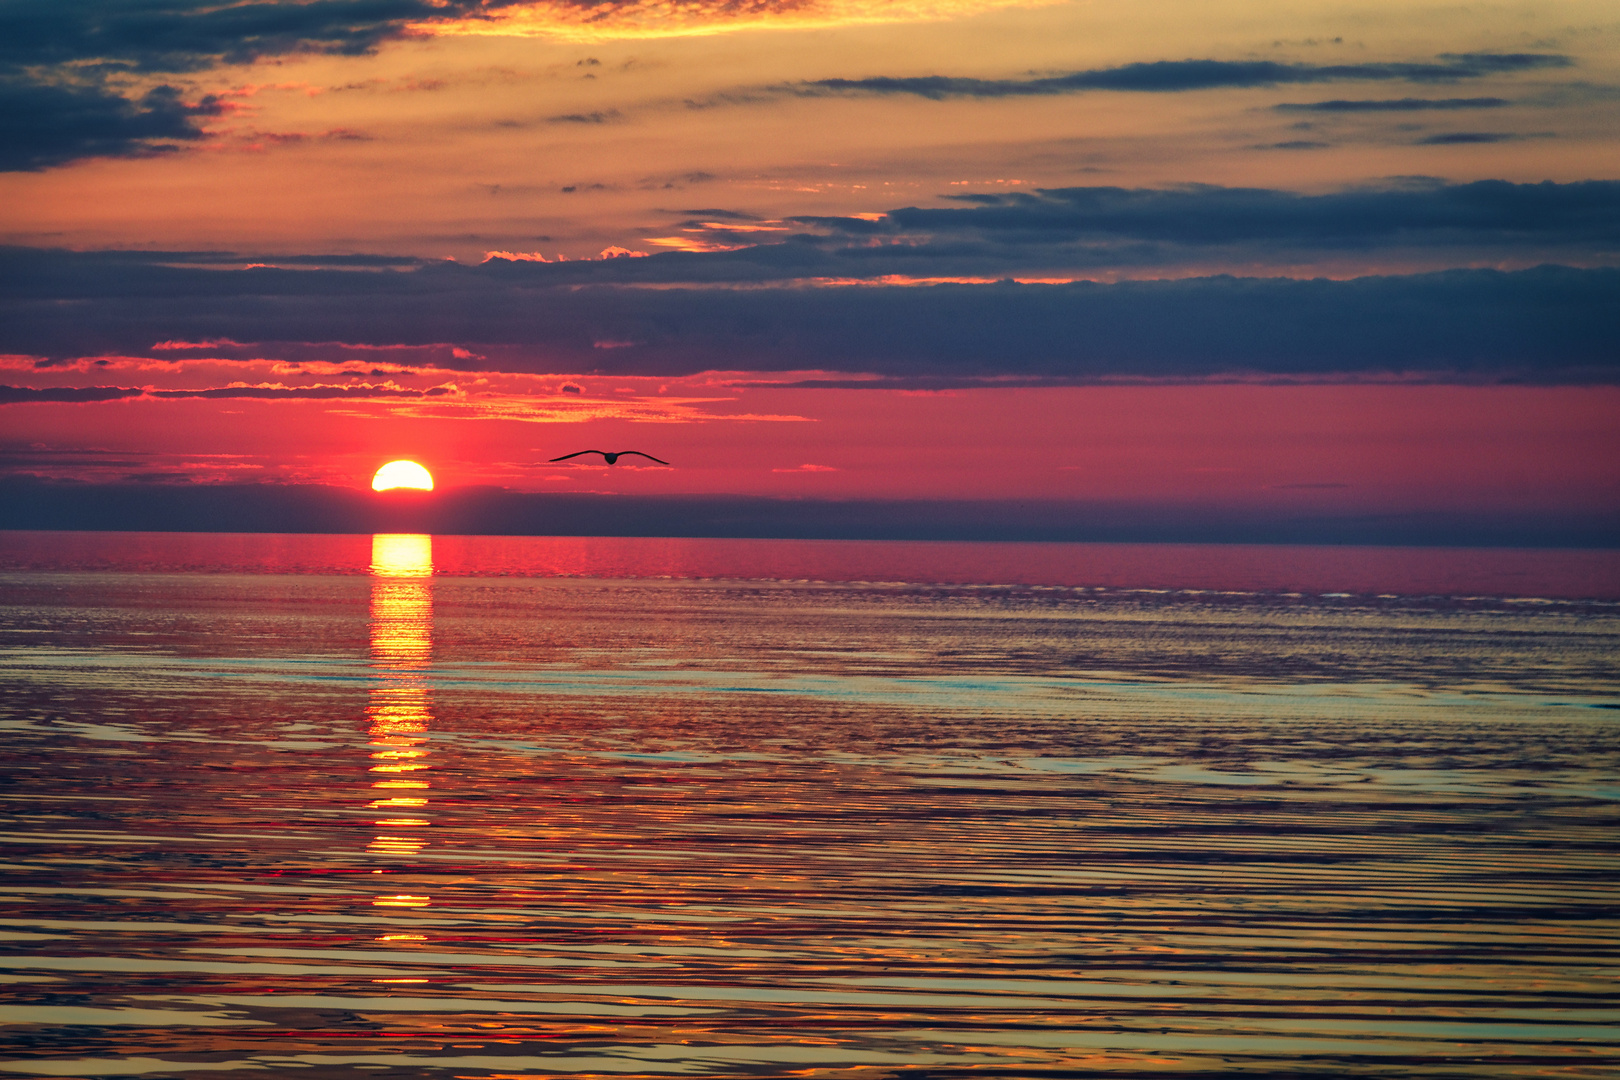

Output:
xmin=6 ymin=1 xmax=1617 ymax=259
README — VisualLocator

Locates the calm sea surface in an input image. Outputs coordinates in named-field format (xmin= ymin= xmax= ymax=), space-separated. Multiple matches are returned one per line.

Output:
xmin=1 ymin=531 xmax=1617 ymax=1078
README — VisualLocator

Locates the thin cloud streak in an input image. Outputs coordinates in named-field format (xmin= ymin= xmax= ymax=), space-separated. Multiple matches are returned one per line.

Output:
xmin=0 ymin=382 xmax=457 ymax=404
xmin=785 ymin=53 xmax=1571 ymax=101
xmin=0 ymin=373 xmax=811 ymax=425
xmin=1275 ymin=97 xmax=1511 ymax=112
xmin=805 ymin=179 xmax=1620 ymax=250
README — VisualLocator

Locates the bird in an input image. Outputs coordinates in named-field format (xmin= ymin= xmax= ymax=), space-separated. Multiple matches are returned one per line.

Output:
xmin=549 ymin=450 xmax=670 ymax=465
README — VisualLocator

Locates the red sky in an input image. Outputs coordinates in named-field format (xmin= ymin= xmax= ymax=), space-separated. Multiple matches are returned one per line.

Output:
xmin=8 ymin=377 xmax=1616 ymax=516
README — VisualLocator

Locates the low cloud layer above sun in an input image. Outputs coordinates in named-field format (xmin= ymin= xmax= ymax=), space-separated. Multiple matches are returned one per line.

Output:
xmin=5 ymin=238 xmax=1616 ymax=387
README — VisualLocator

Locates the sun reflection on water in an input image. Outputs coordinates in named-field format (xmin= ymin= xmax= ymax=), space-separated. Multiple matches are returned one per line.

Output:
xmin=370 ymin=532 xmax=434 ymax=578
xmin=368 ymin=533 xmax=433 ymax=903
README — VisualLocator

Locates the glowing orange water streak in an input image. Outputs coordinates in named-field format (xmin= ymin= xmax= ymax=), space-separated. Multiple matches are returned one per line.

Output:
xmin=367 ymin=533 xmax=434 ymax=909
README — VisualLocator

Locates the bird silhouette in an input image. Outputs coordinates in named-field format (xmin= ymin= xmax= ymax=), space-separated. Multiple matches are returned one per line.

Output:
xmin=549 ymin=450 xmax=670 ymax=466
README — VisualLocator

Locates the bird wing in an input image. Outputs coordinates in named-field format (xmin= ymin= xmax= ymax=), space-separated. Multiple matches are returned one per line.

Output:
xmin=549 ymin=450 xmax=607 ymax=462
xmin=619 ymin=451 xmax=670 ymax=465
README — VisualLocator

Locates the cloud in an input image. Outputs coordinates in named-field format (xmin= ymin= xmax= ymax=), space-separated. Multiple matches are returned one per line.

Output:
xmin=0 ymin=0 xmax=1055 ymax=172
xmin=249 ymin=179 xmax=1608 ymax=288
xmin=0 ymin=385 xmax=145 ymax=404
xmin=0 ymin=80 xmax=225 ymax=171
xmin=0 ymin=0 xmax=511 ymax=170
xmin=484 ymin=250 xmax=554 ymax=263
xmin=548 ymin=109 xmax=623 ymax=124
xmin=0 ymin=364 xmax=811 ymax=424
xmin=0 ymin=5 xmax=1573 ymax=173
xmin=644 ymin=235 xmax=749 ymax=253
xmin=0 ymin=382 xmax=457 ymax=405
xmin=0 ymin=0 xmax=490 ymax=75
xmin=3 ymin=180 xmax=1615 ymax=383
xmin=792 ymin=53 xmax=1571 ymax=101
xmin=4 ymin=0 xmax=1044 ymax=89
xmin=2 ymin=240 xmax=1616 ymax=383
xmin=667 ymin=208 xmax=763 ymax=221
xmin=422 ymin=0 xmax=1052 ymax=43
xmin=806 ymin=179 xmax=1620 ymax=252
xmin=1415 ymin=131 xmax=1518 ymax=144
xmin=155 ymin=382 xmax=457 ymax=399
xmin=7 ymin=182 xmax=1618 ymax=295
xmin=1276 ymin=96 xmax=1510 ymax=112
xmin=123 ymin=253 xmax=425 ymax=268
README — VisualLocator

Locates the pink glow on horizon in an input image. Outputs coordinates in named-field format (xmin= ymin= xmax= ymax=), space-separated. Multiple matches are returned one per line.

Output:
xmin=3 ymin=382 xmax=1616 ymax=521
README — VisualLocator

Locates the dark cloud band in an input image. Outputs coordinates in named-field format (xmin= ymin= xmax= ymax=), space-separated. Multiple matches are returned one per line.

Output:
xmin=798 ymin=53 xmax=1570 ymax=100
xmin=826 ymin=179 xmax=1620 ymax=248
xmin=2 ymin=257 xmax=1615 ymax=384
xmin=1415 ymin=131 xmax=1516 ymax=144
xmin=1275 ymin=96 xmax=1510 ymax=112
xmin=4 ymin=180 xmax=1615 ymax=383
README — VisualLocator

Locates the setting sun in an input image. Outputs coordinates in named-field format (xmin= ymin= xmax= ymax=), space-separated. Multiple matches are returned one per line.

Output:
xmin=372 ymin=460 xmax=434 ymax=492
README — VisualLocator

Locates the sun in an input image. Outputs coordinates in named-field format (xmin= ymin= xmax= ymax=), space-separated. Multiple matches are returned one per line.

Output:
xmin=372 ymin=460 xmax=434 ymax=492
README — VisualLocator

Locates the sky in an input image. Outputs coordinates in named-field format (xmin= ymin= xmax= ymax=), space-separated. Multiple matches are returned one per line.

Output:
xmin=2 ymin=0 xmax=1618 ymax=539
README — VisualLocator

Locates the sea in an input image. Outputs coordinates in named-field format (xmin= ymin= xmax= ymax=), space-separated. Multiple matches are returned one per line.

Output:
xmin=1 ymin=530 xmax=1617 ymax=1079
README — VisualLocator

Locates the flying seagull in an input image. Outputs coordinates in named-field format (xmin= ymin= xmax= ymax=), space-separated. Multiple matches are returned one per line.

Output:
xmin=549 ymin=450 xmax=670 ymax=465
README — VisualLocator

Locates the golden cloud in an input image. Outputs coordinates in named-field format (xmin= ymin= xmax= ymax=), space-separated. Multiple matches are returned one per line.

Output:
xmin=419 ymin=0 xmax=1056 ymax=41
xmin=368 ymin=393 xmax=811 ymax=424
